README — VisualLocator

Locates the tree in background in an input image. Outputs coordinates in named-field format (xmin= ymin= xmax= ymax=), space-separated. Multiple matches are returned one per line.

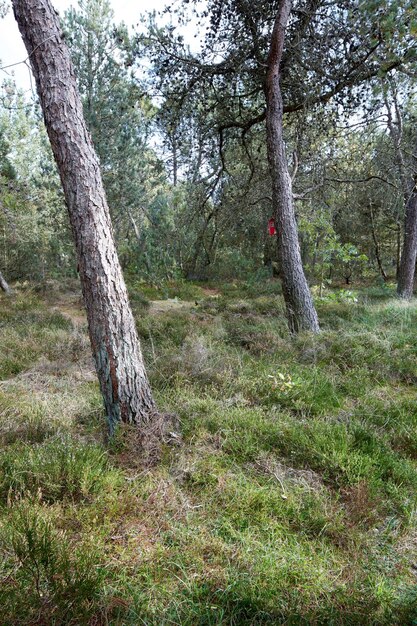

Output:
xmin=265 ymin=0 xmax=319 ymax=332
xmin=382 ymin=80 xmax=417 ymax=299
xmin=1 ymin=0 xmax=417 ymax=305
xmin=143 ymin=0 xmax=417 ymax=330
xmin=0 ymin=270 xmax=10 ymax=293
xmin=0 ymin=82 xmax=75 ymax=282
xmin=65 ymin=0 xmax=175 ymax=281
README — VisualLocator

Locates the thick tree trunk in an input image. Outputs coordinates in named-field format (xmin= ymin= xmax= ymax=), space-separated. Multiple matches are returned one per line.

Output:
xmin=265 ymin=0 xmax=319 ymax=333
xmin=0 ymin=271 xmax=11 ymax=294
xmin=12 ymin=0 xmax=156 ymax=431
xmin=397 ymin=190 xmax=417 ymax=299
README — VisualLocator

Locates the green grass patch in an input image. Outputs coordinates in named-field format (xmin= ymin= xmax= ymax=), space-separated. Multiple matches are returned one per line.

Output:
xmin=1 ymin=281 xmax=417 ymax=624
xmin=0 ymin=436 xmax=121 ymax=504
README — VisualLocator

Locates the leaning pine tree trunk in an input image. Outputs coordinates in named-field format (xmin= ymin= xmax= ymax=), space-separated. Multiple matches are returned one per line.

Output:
xmin=397 ymin=187 xmax=417 ymax=300
xmin=12 ymin=0 xmax=156 ymax=432
xmin=265 ymin=0 xmax=320 ymax=333
xmin=0 ymin=271 xmax=11 ymax=294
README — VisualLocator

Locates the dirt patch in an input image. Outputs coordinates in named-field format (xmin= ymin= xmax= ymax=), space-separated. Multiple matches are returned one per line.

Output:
xmin=340 ymin=481 xmax=379 ymax=527
xmin=149 ymin=299 xmax=193 ymax=314
xmin=53 ymin=293 xmax=196 ymax=320
xmin=251 ymin=455 xmax=324 ymax=493
xmin=202 ymin=287 xmax=221 ymax=297
xmin=52 ymin=293 xmax=86 ymax=327
xmin=54 ymin=305 xmax=86 ymax=327
xmin=0 ymin=355 xmax=95 ymax=389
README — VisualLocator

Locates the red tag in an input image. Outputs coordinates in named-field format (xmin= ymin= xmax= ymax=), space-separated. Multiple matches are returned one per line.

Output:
xmin=268 ymin=218 xmax=276 ymax=236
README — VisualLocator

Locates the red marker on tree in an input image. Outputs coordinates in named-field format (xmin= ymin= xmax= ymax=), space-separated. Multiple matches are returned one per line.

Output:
xmin=268 ymin=217 xmax=276 ymax=236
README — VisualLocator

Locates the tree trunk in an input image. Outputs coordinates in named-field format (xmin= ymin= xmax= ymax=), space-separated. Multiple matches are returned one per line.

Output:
xmin=397 ymin=190 xmax=417 ymax=299
xmin=383 ymin=84 xmax=417 ymax=299
xmin=396 ymin=220 xmax=401 ymax=280
xmin=265 ymin=0 xmax=319 ymax=333
xmin=186 ymin=210 xmax=216 ymax=279
xmin=12 ymin=0 xmax=156 ymax=432
xmin=0 ymin=270 xmax=11 ymax=294
xmin=369 ymin=202 xmax=387 ymax=282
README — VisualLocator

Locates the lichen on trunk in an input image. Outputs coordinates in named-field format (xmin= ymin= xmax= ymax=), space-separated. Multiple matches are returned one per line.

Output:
xmin=397 ymin=192 xmax=417 ymax=300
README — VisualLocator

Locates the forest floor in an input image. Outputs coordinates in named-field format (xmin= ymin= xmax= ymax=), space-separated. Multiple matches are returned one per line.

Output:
xmin=1 ymin=279 xmax=417 ymax=625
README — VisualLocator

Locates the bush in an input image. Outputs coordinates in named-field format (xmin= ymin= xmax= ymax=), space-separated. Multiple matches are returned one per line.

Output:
xmin=0 ymin=504 xmax=110 ymax=624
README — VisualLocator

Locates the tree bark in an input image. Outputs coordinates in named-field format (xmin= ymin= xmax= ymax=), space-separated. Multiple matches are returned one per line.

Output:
xmin=396 ymin=220 xmax=401 ymax=280
xmin=383 ymin=85 xmax=417 ymax=299
xmin=265 ymin=0 xmax=320 ymax=333
xmin=12 ymin=0 xmax=156 ymax=431
xmin=397 ymin=189 xmax=417 ymax=299
xmin=0 ymin=270 xmax=11 ymax=294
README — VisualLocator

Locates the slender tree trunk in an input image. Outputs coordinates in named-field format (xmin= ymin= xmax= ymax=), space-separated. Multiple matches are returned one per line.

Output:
xmin=12 ymin=0 xmax=156 ymax=432
xmin=397 ymin=190 xmax=417 ymax=299
xmin=383 ymin=84 xmax=417 ymax=299
xmin=396 ymin=220 xmax=401 ymax=279
xmin=0 ymin=270 xmax=11 ymax=294
xmin=369 ymin=202 xmax=387 ymax=282
xmin=186 ymin=210 xmax=216 ymax=279
xmin=265 ymin=0 xmax=319 ymax=333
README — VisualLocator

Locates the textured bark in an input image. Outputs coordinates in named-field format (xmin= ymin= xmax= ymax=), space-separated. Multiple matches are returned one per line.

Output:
xmin=0 ymin=271 xmax=11 ymax=294
xmin=396 ymin=221 xmax=401 ymax=280
xmin=12 ymin=0 xmax=156 ymax=431
xmin=397 ymin=189 xmax=417 ymax=299
xmin=265 ymin=0 xmax=320 ymax=333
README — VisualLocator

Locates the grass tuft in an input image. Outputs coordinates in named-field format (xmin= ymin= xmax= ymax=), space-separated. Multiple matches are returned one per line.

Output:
xmin=0 ymin=437 xmax=120 ymax=504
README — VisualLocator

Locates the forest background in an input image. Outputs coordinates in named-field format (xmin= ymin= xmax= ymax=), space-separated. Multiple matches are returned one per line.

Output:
xmin=1 ymin=0 xmax=417 ymax=624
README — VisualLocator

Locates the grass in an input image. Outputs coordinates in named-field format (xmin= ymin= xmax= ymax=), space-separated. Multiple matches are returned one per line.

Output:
xmin=0 ymin=281 xmax=417 ymax=624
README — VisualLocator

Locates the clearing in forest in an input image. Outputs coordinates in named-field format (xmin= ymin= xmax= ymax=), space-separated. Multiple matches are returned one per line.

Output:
xmin=0 ymin=281 xmax=417 ymax=625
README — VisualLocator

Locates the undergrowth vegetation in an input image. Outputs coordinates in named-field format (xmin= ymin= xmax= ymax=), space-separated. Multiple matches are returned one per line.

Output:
xmin=1 ymin=281 xmax=417 ymax=624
